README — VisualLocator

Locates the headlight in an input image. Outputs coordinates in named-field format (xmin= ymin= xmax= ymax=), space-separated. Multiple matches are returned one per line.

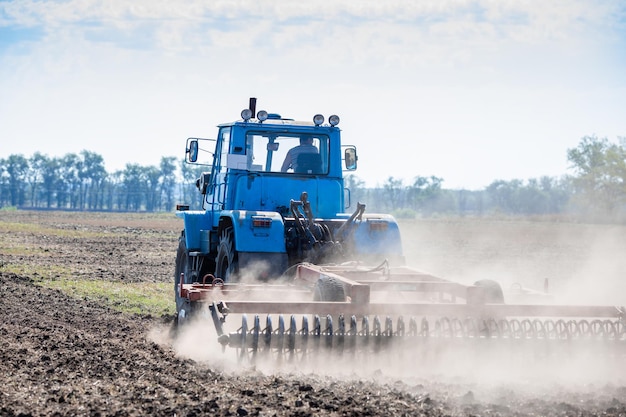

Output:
xmin=313 ymin=114 xmax=324 ymax=126
xmin=257 ymin=110 xmax=268 ymax=122
xmin=241 ymin=108 xmax=253 ymax=121
xmin=329 ymin=114 xmax=340 ymax=126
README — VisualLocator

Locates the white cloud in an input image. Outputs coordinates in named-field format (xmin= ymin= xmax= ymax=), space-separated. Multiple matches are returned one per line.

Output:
xmin=0 ymin=0 xmax=624 ymax=189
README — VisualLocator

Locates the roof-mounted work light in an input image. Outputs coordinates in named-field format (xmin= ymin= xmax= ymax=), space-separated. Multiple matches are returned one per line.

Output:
xmin=313 ymin=114 xmax=324 ymax=126
xmin=241 ymin=108 xmax=253 ymax=121
xmin=329 ymin=114 xmax=340 ymax=126
xmin=257 ymin=110 xmax=268 ymax=122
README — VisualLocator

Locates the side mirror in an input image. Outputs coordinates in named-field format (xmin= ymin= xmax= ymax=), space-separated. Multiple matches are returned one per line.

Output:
xmin=187 ymin=139 xmax=199 ymax=163
xmin=344 ymin=147 xmax=357 ymax=170
xmin=184 ymin=137 xmax=215 ymax=166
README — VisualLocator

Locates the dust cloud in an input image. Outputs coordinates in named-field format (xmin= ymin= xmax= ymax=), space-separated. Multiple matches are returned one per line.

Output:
xmin=557 ymin=227 xmax=626 ymax=306
xmin=401 ymin=218 xmax=626 ymax=306
xmin=151 ymin=305 xmax=626 ymax=405
xmin=152 ymin=218 xmax=626 ymax=401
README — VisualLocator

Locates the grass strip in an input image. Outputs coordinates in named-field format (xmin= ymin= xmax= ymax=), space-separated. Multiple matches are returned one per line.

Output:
xmin=40 ymin=278 xmax=175 ymax=317
xmin=1 ymin=261 xmax=174 ymax=317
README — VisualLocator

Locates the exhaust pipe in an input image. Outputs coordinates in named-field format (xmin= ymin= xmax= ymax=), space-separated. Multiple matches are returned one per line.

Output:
xmin=249 ymin=97 xmax=257 ymax=117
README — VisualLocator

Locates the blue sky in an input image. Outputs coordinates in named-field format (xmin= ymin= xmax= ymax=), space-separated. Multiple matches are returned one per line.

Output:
xmin=1 ymin=0 xmax=625 ymax=189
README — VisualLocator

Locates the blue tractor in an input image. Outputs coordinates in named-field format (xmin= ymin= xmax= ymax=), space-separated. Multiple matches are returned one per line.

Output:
xmin=175 ymin=99 xmax=403 ymax=320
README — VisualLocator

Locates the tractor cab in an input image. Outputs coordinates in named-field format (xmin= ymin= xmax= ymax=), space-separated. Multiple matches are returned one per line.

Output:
xmin=185 ymin=105 xmax=357 ymax=218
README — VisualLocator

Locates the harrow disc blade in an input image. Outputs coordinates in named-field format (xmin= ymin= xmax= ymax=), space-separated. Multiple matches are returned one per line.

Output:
xmin=222 ymin=314 xmax=626 ymax=364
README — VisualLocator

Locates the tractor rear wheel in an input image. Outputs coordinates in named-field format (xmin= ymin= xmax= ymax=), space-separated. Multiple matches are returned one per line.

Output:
xmin=215 ymin=227 xmax=239 ymax=282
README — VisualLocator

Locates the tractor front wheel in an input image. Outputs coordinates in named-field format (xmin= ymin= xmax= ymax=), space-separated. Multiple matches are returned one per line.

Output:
xmin=174 ymin=231 xmax=191 ymax=314
xmin=174 ymin=231 xmax=206 ymax=328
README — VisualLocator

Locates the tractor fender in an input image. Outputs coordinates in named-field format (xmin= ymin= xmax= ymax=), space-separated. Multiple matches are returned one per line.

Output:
xmin=175 ymin=210 xmax=213 ymax=251
xmin=346 ymin=213 xmax=405 ymax=264
xmin=219 ymin=210 xmax=287 ymax=253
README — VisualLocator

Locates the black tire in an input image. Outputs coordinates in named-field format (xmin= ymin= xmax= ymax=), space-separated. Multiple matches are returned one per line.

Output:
xmin=215 ymin=227 xmax=238 ymax=282
xmin=174 ymin=231 xmax=191 ymax=315
xmin=174 ymin=232 xmax=207 ymax=328
xmin=473 ymin=279 xmax=505 ymax=304
xmin=313 ymin=276 xmax=346 ymax=302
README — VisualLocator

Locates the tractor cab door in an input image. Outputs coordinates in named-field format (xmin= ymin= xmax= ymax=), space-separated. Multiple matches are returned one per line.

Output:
xmin=203 ymin=126 xmax=231 ymax=212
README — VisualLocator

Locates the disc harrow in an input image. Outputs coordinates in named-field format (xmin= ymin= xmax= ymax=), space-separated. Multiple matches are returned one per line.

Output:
xmin=174 ymin=102 xmax=626 ymax=368
xmin=177 ymin=263 xmax=626 ymax=362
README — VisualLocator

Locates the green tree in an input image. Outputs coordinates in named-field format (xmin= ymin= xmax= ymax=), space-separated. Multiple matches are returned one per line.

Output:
xmin=41 ymin=157 xmax=61 ymax=208
xmin=144 ymin=165 xmax=161 ymax=212
xmin=486 ymin=179 xmax=523 ymax=214
xmin=108 ymin=170 xmax=124 ymax=210
xmin=407 ymin=175 xmax=443 ymax=212
xmin=485 ymin=177 xmax=571 ymax=215
xmin=0 ymin=157 xmax=9 ymax=206
xmin=6 ymin=154 xmax=29 ymax=206
xmin=382 ymin=176 xmax=404 ymax=212
xmin=567 ymin=136 xmax=626 ymax=215
xmin=517 ymin=178 xmax=551 ymax=214
xmin=57 ymin=153 xmax=81 ymax=209
xmin=538 ymin=176 xmax=571 ymax=214
xmin=27 ymin=152 xmax=48 ymax=207
xmin=78 ymin=151 xmax=107 ymax=210
xmin=122 ymin=164 xmax=146 ymax=211
xmin=159 ymin=156 xmax=178 ymax=211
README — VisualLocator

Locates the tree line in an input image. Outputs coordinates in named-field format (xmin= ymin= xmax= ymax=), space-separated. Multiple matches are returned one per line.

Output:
xmin=1 ymin=136 xmax=624 ymax=221
xmin=0 ymin=150 xmax=205 ymax=212
xmin=348 ymin=135 xmax=626 ymax=221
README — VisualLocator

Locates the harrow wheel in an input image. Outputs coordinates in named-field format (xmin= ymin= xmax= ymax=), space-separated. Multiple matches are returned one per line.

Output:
xmin=313 ymin=276 xmax=346 ymax=302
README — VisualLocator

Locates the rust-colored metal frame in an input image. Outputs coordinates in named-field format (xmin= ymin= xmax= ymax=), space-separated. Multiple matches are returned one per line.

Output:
xmin=178 ymin=263 xmax=625 ymax=320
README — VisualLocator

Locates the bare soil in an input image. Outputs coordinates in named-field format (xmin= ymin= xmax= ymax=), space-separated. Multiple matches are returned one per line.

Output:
xmin=1 ymin=210 xmax=625 ymax=416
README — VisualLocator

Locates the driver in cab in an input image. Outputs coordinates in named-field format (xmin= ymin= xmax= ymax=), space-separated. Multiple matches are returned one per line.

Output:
xmin=281 ymin=136 xmax=318 ymax=172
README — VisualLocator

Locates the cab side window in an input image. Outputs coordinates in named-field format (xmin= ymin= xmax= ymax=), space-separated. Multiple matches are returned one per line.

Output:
xmin=217 ymin=127 xmax=231 ymax=175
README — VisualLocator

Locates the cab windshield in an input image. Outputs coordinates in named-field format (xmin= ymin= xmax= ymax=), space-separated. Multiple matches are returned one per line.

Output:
xmin=245 ymin=132 xmax=329 ymax=174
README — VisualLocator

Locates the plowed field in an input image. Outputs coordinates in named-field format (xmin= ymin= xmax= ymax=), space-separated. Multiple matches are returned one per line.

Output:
xmin=1 ymin=210 xmax=625 ymax=416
